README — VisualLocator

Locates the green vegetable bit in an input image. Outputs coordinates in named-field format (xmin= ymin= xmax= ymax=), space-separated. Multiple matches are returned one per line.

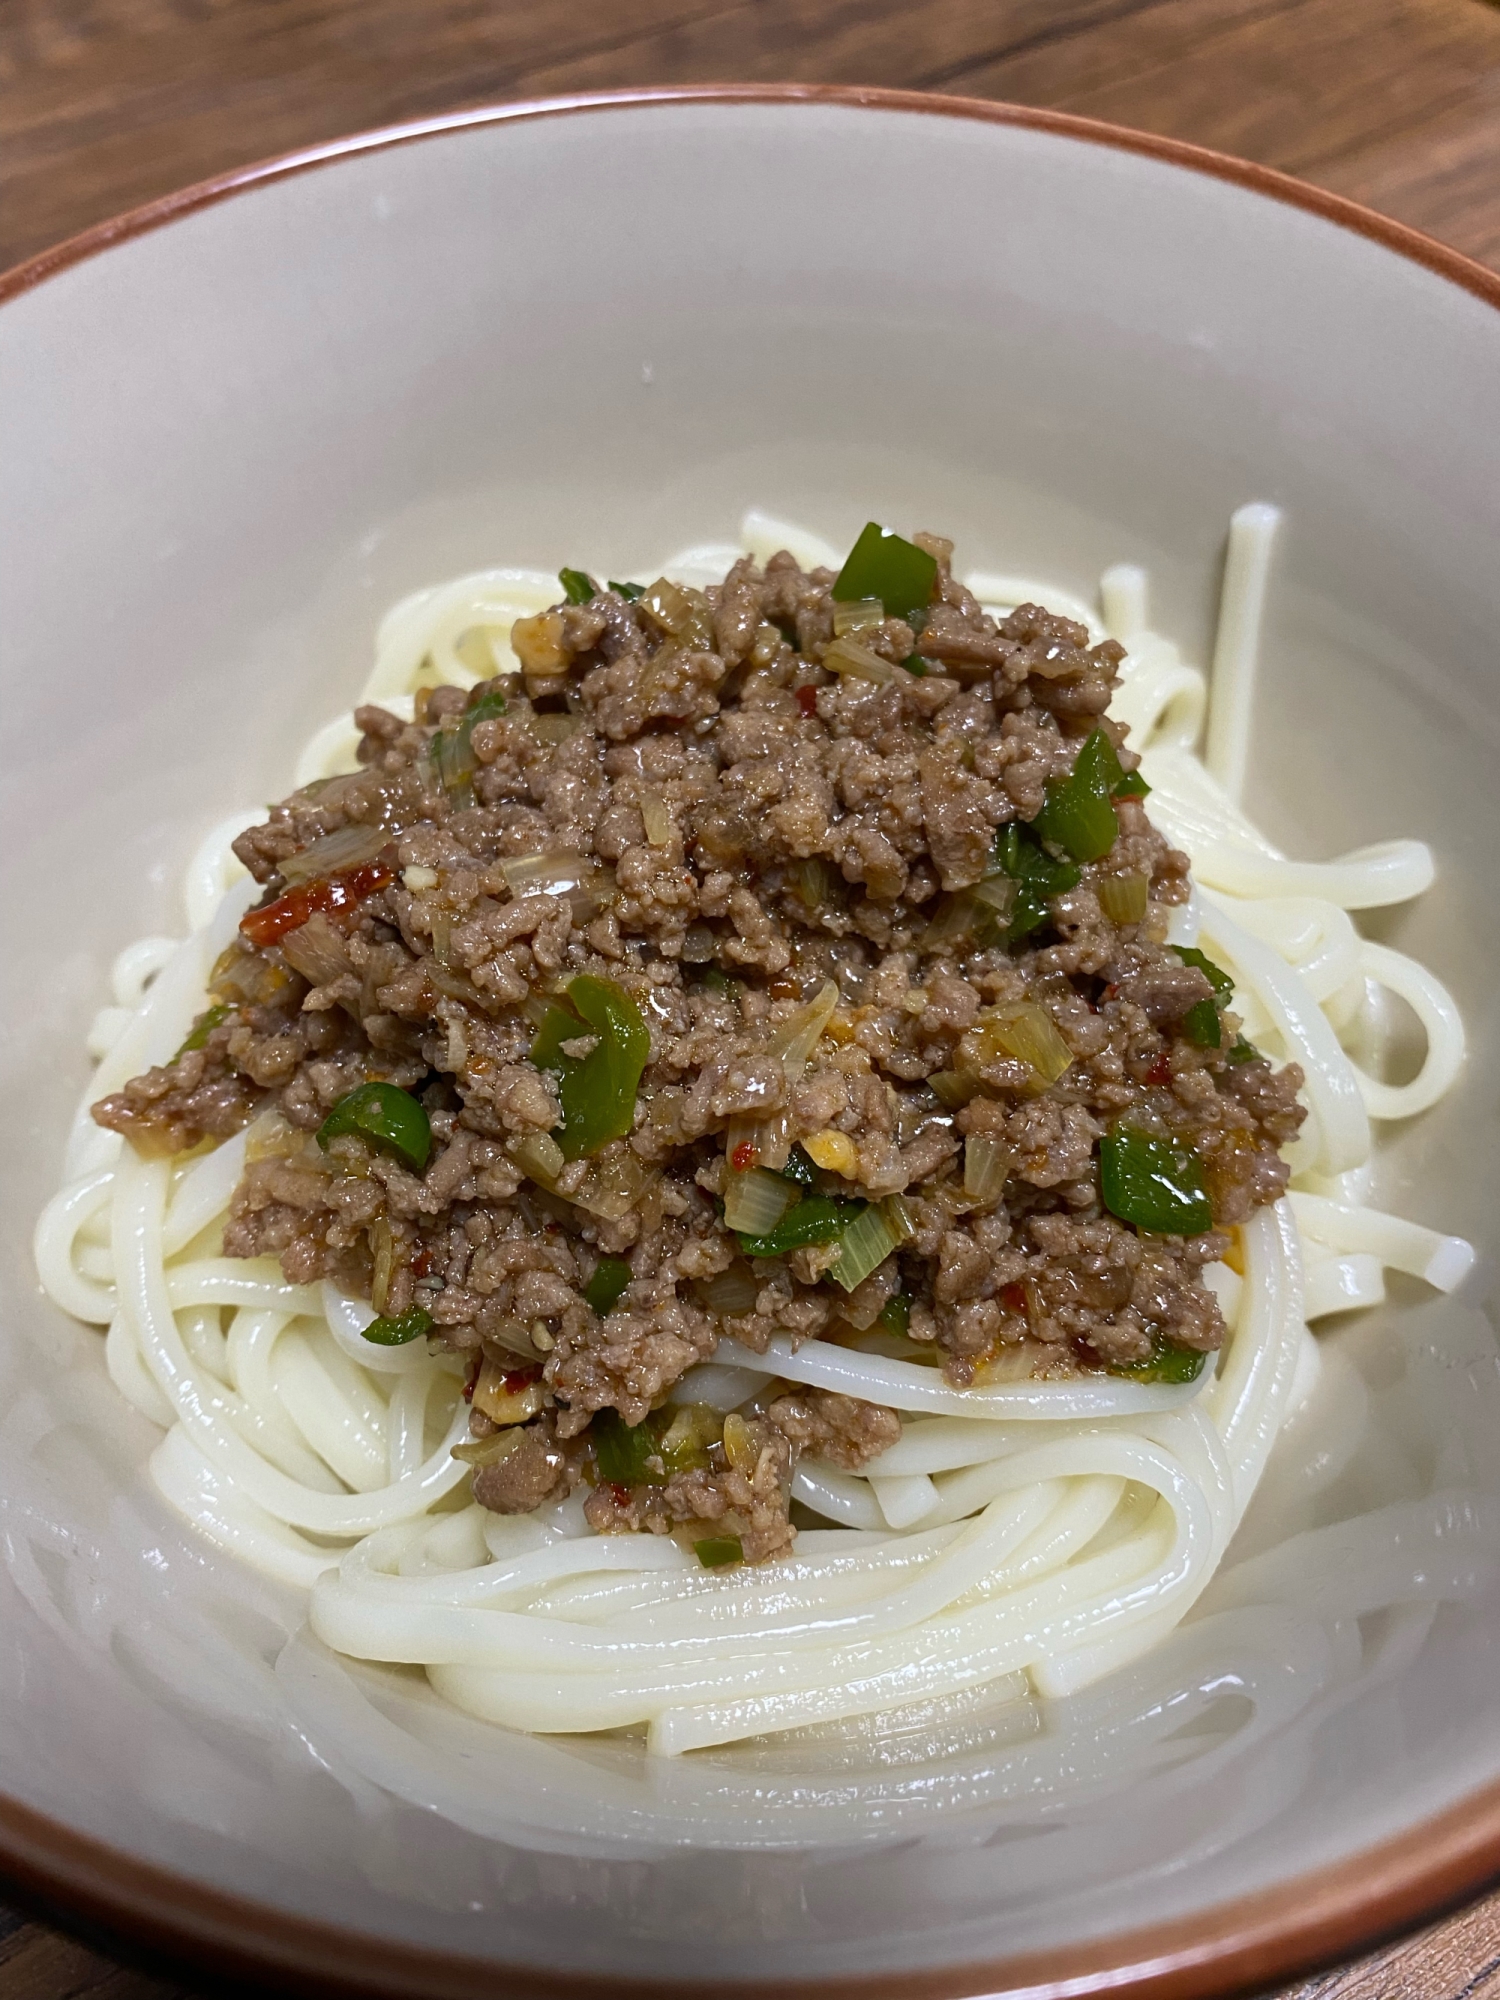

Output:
xmin=591 ymin=1409 xmax=660 ymax=1487
xmin=1107 ymin=1333 xmax=1209 ymax=1383
xmin=1031 ymin=729 xmax=1123 ymax=865
xmin=1227 ymin=1035 xmax=1260 ymax=1065
xmin=877 ymin=1292 xmax=912 ymax=1336
xmin=590 ymin=1406 xmax=711 ymax=1487
xmin=1172 ymin=945 xmax=1234 ymax=997
xmin=530 ymin=974 xmax=650 ymax=1160
xmin=1172 ymin=947 xmax=1234 ymax=1050
xmin=1099 ymin=1127 xmax=1214 ymax=1236
xmin=736 ymin=1194 xmax=864 ymax=1259
xmin=1112 ymin=770 xmax=1150 ymax=799
xmin=899 ymin=655 xmax=930 ymax=676
xmin=361 ymin=1306 xmax=433 ymax=1346
xmin=559 ymin=567 xmax=597 ymax=604
xmin=1181 ymin=1000 xmax=1225 ymax=1048
xmin=608 ymin=580 xmax=646 ymax=601
xmin=694 ymin=1534 xmax=744 ymax=1568
xmin=832 ymin=522 xmax=938 ymax=624
xmin=583 ymin=1255 xmax=632 ymax=1316
xmin=317 ymin=1081 xmax=432 ymax=1172
xmin=173 ymin=1002 xmax=232 ymax=1060
xmin=777 ymin=1145 xmax=818 ymax=1189
xmin=993 ymin=822 xmax=1082 ymax=945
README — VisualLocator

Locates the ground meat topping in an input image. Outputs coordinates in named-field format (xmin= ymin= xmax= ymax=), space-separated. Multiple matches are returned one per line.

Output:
xmin=93 ymin=529 xmax=1306 ymax=1562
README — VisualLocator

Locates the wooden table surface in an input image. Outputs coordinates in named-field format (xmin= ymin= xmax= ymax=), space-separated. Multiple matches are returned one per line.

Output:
xmin=3 ymin=1 xmax=1499 ymax=1995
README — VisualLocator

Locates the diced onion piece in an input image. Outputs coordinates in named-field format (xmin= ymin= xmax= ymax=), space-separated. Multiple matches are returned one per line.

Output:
xmin=510 ymin=611 xmax=567 ymax=675
xmin=770 ymin=979 xmax=840 ymax=1072
xmin=973 ymin=875 xmax=1018 ymax=916
xmin=526 ymin=713 xmax=583 ymax=745
xmin=927 ymin=1070 xmax=977 ymax=1109
xmin=471 ymin=1359 xmax=545 ymax=1425
xmin=279 ymin=823 xmax=390 ymax=885
xmin=829 ymin=1201 xmax=904 ymax=1293
xmin=882 ymin=1193 xmax=916 ymax=1244
xmin=721 ymin=1412 xmax=763 ymax=1470
xmin=640 ymin=792 xmax=673 ymax=846
xmin=963 ymin=1133 xmax=1011 ymax=1203
xmin=498 ymin=852 xmax=590 ymax=896
xmin=1097 ymin=872 xmax=1150 ymax=924
xmin=512 ymin=1131 xmax=565 ymax=1187
xmin=823 ymin=636 xmax=898 ymax=684
xmin=640 ymin=578 xmax=695 ymax=635
xmin=803 ymin=1130 xmax=859 ymax=1178
xmin=832 ymin=597 xmax=885 ymax=636
xmin=573 ymin=1152 xmax=658 ymax=1222
xmin=278 ymin=911 xmax=353 ymax=986
xmin=451 ymin=1430 xmax=524 ymax=1468
xmin=922 ymin=888 xmax=988 ymax=947
xmin=723 ymin=1165 xmax=798 ymax=1234
xmin=980 ymin=1003 xmax=1073 ymax=1087
xmin=698 ymin=1263 xmax=760 ymax=1317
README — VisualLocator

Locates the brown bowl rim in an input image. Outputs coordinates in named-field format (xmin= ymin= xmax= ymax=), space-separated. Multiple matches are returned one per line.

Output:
xmin=3 ymin=80 xmax=1499 ymax=2000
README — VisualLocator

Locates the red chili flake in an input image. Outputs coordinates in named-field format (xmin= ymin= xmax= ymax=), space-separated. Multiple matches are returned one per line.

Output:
xmin=730 ymin=1141 xmax=758 ymax=1172
xmin=607 ymin=1482 xmax=632 ymax=1505
xmin=1000 ymin=1282 xmax=1028 ymax=1315
xmin=1146 ymin=1051 xmax=1173 ymax=1086
xmin=239 ymin=860 xmax=394 ymax=949
xmin=410 ymin=1247 xmax=432 ymax=1279
xmin=501 ymin=1365 xmax=541 ymax=1393
xmin=462 ymin=1356 xmax=481 ymax=1403
xmin=795 ymin=685 xmax=819 ymax=717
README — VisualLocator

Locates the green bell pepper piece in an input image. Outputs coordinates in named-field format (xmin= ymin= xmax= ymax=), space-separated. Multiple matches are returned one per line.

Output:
xmin=694 ymin=1534 xmax=744 ymax=1568
xmin=736 ymin=1194 xmax=863 ymax=1259
xmin=1032 ymin=729 xmax=1122 ymax=864
xmin=361 ymin=1306 xmax=433 ymax=1346
xmin=832 ymin=522 xmax=938 ymax=624
xmin=583 ymin=1256 xmax=632 ymax=1316
xmin=1107 ymin=1334 xmax=1209 ymax=1382
xmin=530 ymin=974 xmax=650 ymax=1160
xmin=318 ymin=1082 xmax=432 ymax=1172
xmin=1099 ymin=1127 xmax=1213 ymax=1236
xmin=558 ymin=567 xmax=597 ymax=604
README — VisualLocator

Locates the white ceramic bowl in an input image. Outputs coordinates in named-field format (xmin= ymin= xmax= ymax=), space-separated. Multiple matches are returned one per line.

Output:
xmin=2 ymin=88 xmax=1498 ymax=2000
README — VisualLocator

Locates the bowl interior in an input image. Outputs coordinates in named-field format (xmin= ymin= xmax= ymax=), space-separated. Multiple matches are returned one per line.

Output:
xmin=2 ymin=95 xmax=1499 ymax=1991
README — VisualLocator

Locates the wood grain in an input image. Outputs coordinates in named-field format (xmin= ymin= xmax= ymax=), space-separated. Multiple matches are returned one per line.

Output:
xmin=3 ymin=2 xmax=1500 ymax=1996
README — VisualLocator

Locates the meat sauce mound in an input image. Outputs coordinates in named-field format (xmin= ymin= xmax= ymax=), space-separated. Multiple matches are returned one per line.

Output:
xmin=94 ymin=532 xmax=1304 ymax=1564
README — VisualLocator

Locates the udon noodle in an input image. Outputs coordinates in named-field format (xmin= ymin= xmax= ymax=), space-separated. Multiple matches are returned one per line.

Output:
xmin=35 ymin=504 xmax=1473 ymax=1756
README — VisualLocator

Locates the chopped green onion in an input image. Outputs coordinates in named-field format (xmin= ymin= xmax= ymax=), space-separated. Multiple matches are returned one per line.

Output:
xmin=736 ymin=1194 xmax=863 ymax=1259
xmin=361 ymin=1305 xmax=433 ymax=1346
xmin=694 ymin=1534 xmax=744 ymax=1568
xmin=900 ymin=655 xmax=930 ymax=676
xmin=1095 ymin=873 xmax=1150 ymax=926
xmin=608 ymin=579 xmax=646 ymax=601
xmin=465 ymin=687 xmax=507 ymax=726
xmin=963 ymin=1133 xmax=1011 ymax=1203
xmin=778 ymin=1145 xmax=818 ymax=1188
xmin=173 ymin=1002 xmax=232 ymax=1059
xmin=1182 ymin=999 xmax=1225 ymax=1048
xmin=829 ymin=1199 xmax=908 ymax=1292
xmin=559 ymin=567 xmax=597 ymax=604
xmin=1031 ymin=729 xmax=1121 ymax=864
xmin=1227 ymin=1035 xmax=1260 ymax=1065
xmin=591 ymin=1409 xmax=661 ymax=1487
xmin=1112 ymin=770 xmax=1150 ymax=798
xmin=877 ymin=1292 xmax=912 ymax=1336
xmin=583 ymin=1256 xmax=632 ymax=1316
xmin=1099 ymin=1127 xmax=1213 ymax=1236
xmin=318 ymin=1082 xmax=432 ymax=1172
xmin=529 ymin=974 xmax=650 ymax=1160
xmin=1107 ymin=1334 xmax=1209 ymax=1383
xmin=832 ymin=522 xmax=938 ymax=624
